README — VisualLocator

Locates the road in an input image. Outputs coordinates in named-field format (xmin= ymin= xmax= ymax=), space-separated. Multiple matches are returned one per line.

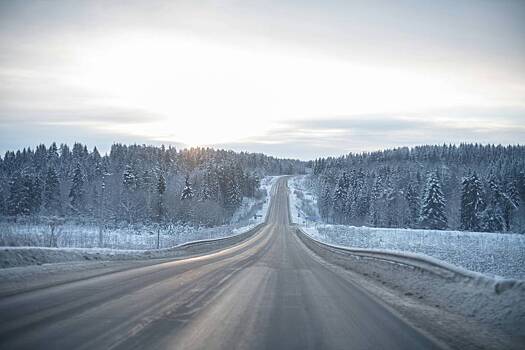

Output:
xmin=0 ymin=177 xmax=442 ymax=349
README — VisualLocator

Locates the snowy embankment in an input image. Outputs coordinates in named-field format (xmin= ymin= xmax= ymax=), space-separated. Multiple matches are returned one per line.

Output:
xmin=289 ymin=176 xmax=525 ymax=338
xmin=289 ymin=175 xmax=525 ymax=280
xmin=296 ymin=228 xmax=525 ymax=340
xmin=0 ymin=176 xmax=279 ymax=268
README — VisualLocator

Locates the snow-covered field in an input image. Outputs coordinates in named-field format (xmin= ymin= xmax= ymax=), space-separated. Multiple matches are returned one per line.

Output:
xmin=0 ymin=176 xmax=279 ymax=251
xmin=289 ymin=175 xmax=525 ymax=280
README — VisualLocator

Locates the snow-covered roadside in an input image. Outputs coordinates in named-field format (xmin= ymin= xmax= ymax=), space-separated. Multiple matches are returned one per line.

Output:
xmin=288 ymin=175 xmax=320 ymax=225
xmin=290 ymin=175 xmax=525 ymax=345
xmin=0 ymin=221 xmax=268 ymax=296
xmin=0 ymin=221 xmax=263 ymax=268
xmin=297 ymin=229 xmax=525 ymax=349
xmin=308 ymin=225 xmax=525 ymax=280
xmin=288 ymin=175 xmax=525 ymax=280
xmin=230 ymin=175 xmax=279 ymax=234
xmin=0 ymin=176 xmax=281 ymax=269
xmin=1 ymin=176 xmax=279 ymax=251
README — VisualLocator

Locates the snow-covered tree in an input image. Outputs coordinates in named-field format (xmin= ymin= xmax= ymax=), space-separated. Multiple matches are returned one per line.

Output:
xmin=405 ymin=183 xmax=419 ymax=226
xmin=419 ymin=172 xmax=447 ymax=230
xmin=481 ymin=176 xmax=506 ymax=232
xmin=460 ymin=173 xmax=484 ymax=231
xmin=156 ymin=173 xmax=166 ymax=222
xmin=43 ymin=167 xmax=61 ymax=215
xmin=181 ymin=175 xmax=194 ymax=200
xmin=0 ymin=142 xmax=305 ymax=225
xmin=122 ymin=165 xmax=138 ymax=191
xmin=7 ymin=174 xmax=39 ymax=216
xmin=499 ymin=179 xmax=520 ymax=231
xmin=69 ymin=163 xmax=84 ymax=213
xmin=333 ymin=172 xmax=349 ymax=222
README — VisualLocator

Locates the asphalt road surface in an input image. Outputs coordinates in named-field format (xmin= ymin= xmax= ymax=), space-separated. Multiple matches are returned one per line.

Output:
xmin=0 ymin=177 xmax=442 ymax=349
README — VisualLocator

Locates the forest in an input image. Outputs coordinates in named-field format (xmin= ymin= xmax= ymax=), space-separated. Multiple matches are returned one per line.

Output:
xmin=0 ymin=143 xmax=304 ymax=228
xmin=309 ymin=144 xmax=525 ymax=233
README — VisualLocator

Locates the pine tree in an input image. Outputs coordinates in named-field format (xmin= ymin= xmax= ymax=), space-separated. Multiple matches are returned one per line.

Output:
xmin=501 ymin=180 xmax=520 ymax=231
xmin=7 ymin=175 xmax=32 ymax=215
xmin=224 ymin=176 xmax=241 ymax=211
xmin=201 ymin=164 xmax=216 ymax=201
xmin=481 ymin=176 xmax=505 ymax=232
xmin=405 ymin=183 xmax=419 ymax=226
xmin=157 ymin=173 xmax=166 ymax=222
xmin=367 ymin=174 xmax=383 ymax=227
xmin=419 ymin=172 xmax=447 ymax=230
xmin=460 ymin=173 xmax=484 ymax=231
xmin=318 ymin=182 xmax=332 ymax=221
xmin=69 ymin=163 xmax=84 ymax=213
xmin=122 ymin=165 xmax=138 ymax=191
xmin=333 ymin=172 xmax=349 ymax=222
xmin=181 ymin=175 xmax=194 ymax=200
xmin=481 ymin=204 xmax=505 ymax=232
xmin=43 ymin=167 xmax=61 ymax=215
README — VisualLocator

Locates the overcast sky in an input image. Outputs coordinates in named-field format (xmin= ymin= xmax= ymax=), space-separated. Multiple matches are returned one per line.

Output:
xmin=1 ymin=0 xmax=524 ymax=159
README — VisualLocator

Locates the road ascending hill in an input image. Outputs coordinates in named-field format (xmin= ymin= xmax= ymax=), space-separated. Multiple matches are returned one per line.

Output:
xmin=0 ymin=177 xmax=442 ymax=350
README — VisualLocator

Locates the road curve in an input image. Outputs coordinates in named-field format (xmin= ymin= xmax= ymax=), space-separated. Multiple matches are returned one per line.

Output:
xmin=0 ymin=177 xmax=442 ymax=350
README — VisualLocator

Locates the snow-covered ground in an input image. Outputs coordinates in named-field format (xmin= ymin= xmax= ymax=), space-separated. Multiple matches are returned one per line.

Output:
xmin=231 ymin=176 xmax=279 ymax=233
xmin=0 ymin=176 xmax=280 ymax=251
xmin=289 ymin=175 xmax=525 ymax=280
xmin=288 ymin=175 xmax=320 ymax=225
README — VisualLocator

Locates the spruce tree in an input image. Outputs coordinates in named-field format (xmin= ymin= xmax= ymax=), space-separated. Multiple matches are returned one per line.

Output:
xmin=481 ymin=176 xmax=505 ymax=232
xmin=460 ymin=173 xmax=484 ymax=231
xmin=122 ymin=165 xmax=138 ymax=191
xmin=502 ymin=181 xmax=520 ymax=230
xmin=405 ymin=183 xmax=419 ymax=226
xmin=419 ymin=172 xmax=447 ymax=230
xmin=318 ymin=182 xmax=332 ymax=221
xmin=481 ymin=204 xmax=505 ymax=232
xmin=181 ymin=176 xmax=194 ymax=200
xmin=333 ymin=172 xmax=349 ymax=222
xmin=43 ymin=167 xmax=61 ymax=215
xmin=7 ymin=175 xmax=31 ymax=215
xmin=69 ymin=163 xmax=84 ymax=213
xmin=157 ymin=174 xmax=166 ymax=222
xmin=224 ymin=176 xmax=241 ymax=211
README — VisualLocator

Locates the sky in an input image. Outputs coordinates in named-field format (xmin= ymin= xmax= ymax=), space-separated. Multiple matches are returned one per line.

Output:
xmin=1 ymin=0 xmax=524 ymax=160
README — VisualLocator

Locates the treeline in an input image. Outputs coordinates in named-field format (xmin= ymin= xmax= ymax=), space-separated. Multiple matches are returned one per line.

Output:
xmin=0 ymin=143 xmax=304 ymax=226
xmin=310 ymin=144 xmax=525 ymax=233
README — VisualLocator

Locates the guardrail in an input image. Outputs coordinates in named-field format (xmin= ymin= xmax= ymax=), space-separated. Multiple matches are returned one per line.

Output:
xmin=151 ymin=222 xmax=266 ymax=257
xmin=0 ymin=223 xmax=267 ymax=269
xmin=295 ymin=227 xmax=522 ymax=290
xmin=296 ymin=226 xmax=525 ymax=338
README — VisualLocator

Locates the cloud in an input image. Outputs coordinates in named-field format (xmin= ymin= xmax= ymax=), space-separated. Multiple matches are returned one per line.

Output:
xmin=0 ymin=121 xmax=186 ymax=156
xmin=2 ymin=106 xmax=524 ymax=160
xmin=216 ymin=108 xmax=525 ymax=159
xmin=0 ymin=107 xmax=162 ymax=125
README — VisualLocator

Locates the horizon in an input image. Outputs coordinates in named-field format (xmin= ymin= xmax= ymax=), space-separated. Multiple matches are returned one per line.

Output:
xmin=1 ymin=140 xmax=523 ymax=162
xmin=1 ymin=0 xmax=525 ymax=159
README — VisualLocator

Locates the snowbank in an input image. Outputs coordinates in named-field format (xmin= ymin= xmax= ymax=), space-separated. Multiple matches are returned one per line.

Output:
xmin=309 ymin=225 xmax=525 ymax=280
xmin=0 ymin=222 xmax=264 ymax=269
xmin=296 ymin=228 xmax=525 ymax=339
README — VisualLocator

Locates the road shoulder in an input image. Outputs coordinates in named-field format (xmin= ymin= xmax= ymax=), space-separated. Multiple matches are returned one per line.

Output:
xmin=292 ymin=230 xmax=522 ymax=350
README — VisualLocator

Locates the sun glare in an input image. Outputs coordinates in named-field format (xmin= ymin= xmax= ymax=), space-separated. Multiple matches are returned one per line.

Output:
xmin=70 ymin=32 xmax=503 ymax=146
